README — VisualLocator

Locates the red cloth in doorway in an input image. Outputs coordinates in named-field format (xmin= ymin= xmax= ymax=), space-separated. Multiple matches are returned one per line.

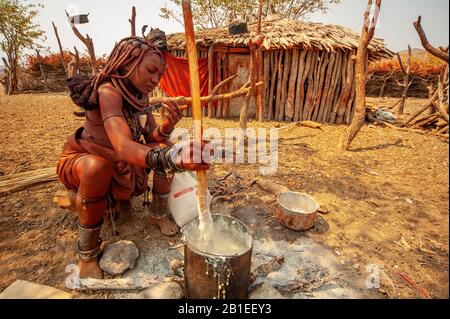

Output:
xmin=160 ymin=52 xmax=210 ymax=105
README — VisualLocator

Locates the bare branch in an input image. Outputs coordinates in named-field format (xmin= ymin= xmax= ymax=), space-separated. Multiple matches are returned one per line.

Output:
xmin=129 ymin=6 xmax=136 ymax=37
xmin=414 ymin=16 xmax=449 ymax=63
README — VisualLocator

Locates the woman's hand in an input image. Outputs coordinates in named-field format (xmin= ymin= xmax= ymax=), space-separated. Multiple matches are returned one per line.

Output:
xmin=175 ymin=140 xmax=212 ymax=171
xmin=160 ymin=101 xmax=183 ymax=134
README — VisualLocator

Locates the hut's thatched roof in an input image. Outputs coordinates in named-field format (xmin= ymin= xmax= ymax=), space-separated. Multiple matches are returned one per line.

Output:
xmin=167 ymin=16 xmax=393 ymax=60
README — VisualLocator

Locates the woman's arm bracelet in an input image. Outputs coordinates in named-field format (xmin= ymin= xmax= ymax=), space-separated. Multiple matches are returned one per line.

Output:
xmin=145 ymin=146 xmax=184 ymax=173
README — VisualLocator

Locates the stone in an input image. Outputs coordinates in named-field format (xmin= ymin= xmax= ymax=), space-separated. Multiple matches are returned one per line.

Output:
xmin=249 ymin=282 xmax=284 ymax=299
xmin=99 ymin=240 xmax=139 ymax=275
xmin=0 ymin=280 xmax=73 ymax=299
xmin=139 ymin=281 xmax=183 ymax=299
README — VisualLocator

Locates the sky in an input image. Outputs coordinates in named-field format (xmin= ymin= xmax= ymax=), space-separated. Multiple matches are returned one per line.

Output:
xmin=1 ymin=0 xmax=449 ymax=63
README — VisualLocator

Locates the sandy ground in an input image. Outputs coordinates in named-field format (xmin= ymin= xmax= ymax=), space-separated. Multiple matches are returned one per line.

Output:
xmin=0 ymin=92 xmax=448 ymax=299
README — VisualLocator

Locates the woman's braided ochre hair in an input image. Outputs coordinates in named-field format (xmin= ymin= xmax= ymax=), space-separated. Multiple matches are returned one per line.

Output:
xmin=67 ymin=36 xmax=166 ymax=110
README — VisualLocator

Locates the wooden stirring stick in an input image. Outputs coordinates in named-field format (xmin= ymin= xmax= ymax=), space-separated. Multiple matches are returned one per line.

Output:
xmin=181 ymin=0 xmax=213 ymax=233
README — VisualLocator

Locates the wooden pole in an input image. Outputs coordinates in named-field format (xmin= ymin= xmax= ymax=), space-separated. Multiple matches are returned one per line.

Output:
xmin=52 ymin=21 xmax=68 ymax=78
xmin=340 ymin=0 xmax=382 ymax=151
xmin=129 ymin=6 xmax=136 ymax=37
xmin=207 ymin=44 xmax=215 ymax=118
xmin=255 ymin=0 xmax=264 ymax=121
xmin=396 ymin=45 xmax=413 ymax=115
xmin=35 ymin=50 xmax=47 ymax=91
xmin=181 ymin=0 xmax=212 ymax=230
xmin=317 ymin=51 xmax=336 ymax=122
xmin=286 ymin=49 xmax=300 ymax=120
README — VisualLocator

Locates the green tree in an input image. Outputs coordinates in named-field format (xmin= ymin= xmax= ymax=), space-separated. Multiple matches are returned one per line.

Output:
xmin=0 ymin=0 xmax=44 ymax=94
xmin=160 ymin=0 xmax=341 ymax=29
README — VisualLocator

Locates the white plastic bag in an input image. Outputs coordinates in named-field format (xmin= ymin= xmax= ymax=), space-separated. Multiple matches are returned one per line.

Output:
xmin=168 ymin=171 xmax=212 ymax=227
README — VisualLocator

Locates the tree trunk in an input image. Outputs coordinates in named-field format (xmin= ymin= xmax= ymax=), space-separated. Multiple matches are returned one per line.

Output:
xmin=340 ymin=0 xmax=382 ymax=151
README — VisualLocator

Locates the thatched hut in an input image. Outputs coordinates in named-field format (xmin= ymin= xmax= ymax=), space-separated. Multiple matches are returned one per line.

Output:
xmin=166 ymin=16 xmax=393 ymax=123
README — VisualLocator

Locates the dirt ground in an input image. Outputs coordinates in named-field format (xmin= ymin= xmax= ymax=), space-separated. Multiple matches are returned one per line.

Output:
xmin=0 ymin=92 xmax=448 ymax=299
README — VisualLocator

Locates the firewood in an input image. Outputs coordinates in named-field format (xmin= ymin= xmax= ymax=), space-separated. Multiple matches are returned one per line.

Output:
xmin=0 ymin=167 xmax=58 ymax=193
xmin=403 ymin=90 xmax=438 ymax=127
xmin=300 ymin=120 xmax=322 ymax=129
xmin=255 ymin=179 xmax=290 ymax=195
xmin=411 ymin=113 xmax=439 ymax=128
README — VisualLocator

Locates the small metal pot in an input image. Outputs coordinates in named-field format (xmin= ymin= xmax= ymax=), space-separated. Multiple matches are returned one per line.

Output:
xmin=275 ymin=192 xmax=320 ymax=231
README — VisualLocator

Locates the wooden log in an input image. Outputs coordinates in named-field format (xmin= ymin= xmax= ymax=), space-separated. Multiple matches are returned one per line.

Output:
xmin=312 ymin=52 xmax=330 ymax=121
xmin=274 ymin=50 xmax=284 ymax=121
xmin=255 ymin=179 xmax=290 ymax=195
xmin=267 ymin=50 xmax=278 ymax=120
xmin=336 ymin=51 xmax=355 ymax=124
xmin=395 ymin=45 xmax=413 ymax=114
xmin=410 ymin=113 xmax=439 ymax=128
xmin=0 ymin=167 xmax=58 ymax=194
xmin=329 ymin=50 xmax=348 ymax=123
xmin=294 ymin=49 xmax=307 ymax=122
xmin=223 ymin=52 xmax=230 ymax=118
xmin=256 ymin=48 xmax=264 ymax=121
xmin=263 ymin=51 xmax=271 ymax=120
xmin=345 ymin=77 xmax=356 ymax=124
xmin=207 ymin=44 xmax=215 ymax=118
xmin=310 ymin=51 xmax=326 ymax=121
xmin=216 ymin=53 xmax=223 ymax=118
xmin=71 ymin=277 xmax=161 ymax=290
xmin=322 ymin=50 xmax=342 ymax=123
xmin=340 ymin=0 xmax=383 ymax=151
xmin=305 ymin=50 xmax=321 ymax=121
xmin=294 ymin=50 xmax=310 ymax=122
xmin=317 ymin=51 xmax=336 ymax=122
xmin=403 ymin=89 xmax=438 ymax=126
xmin=302 ymin=50 xmax=318 ymax=121
xmin=279 ymin=49 xmax=292 ymax=121
xmin=286 ymin=49 xmax=300 ymax=120
xmin=437 ymin=124 xmax=449 ymax=134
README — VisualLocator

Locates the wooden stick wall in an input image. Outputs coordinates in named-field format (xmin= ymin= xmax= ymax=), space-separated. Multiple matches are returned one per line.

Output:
xmin=168 ymin=47 xmax=357 ymax=124
xmin=263 ymin=48 xmax=357 ymax=124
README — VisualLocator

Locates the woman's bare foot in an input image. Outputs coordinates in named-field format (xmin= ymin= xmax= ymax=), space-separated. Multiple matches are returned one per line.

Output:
xmin=78 ymin=259 xmax=103 ymax=279
xmin=148 ymin=214 xmax=179 ymax=236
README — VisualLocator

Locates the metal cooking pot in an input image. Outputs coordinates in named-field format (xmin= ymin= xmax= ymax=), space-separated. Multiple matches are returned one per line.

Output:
xmin=275 ymin=192 xmax=320 ymax=231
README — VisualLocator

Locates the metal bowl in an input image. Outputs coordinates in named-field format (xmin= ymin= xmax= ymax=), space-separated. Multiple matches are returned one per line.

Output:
xmin=275 ymin=192 xmax=320 ymax=231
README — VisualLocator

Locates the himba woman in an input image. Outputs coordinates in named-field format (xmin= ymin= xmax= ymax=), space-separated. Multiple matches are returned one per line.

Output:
xmin=56 ymin=35 xmax=210 ymax=279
